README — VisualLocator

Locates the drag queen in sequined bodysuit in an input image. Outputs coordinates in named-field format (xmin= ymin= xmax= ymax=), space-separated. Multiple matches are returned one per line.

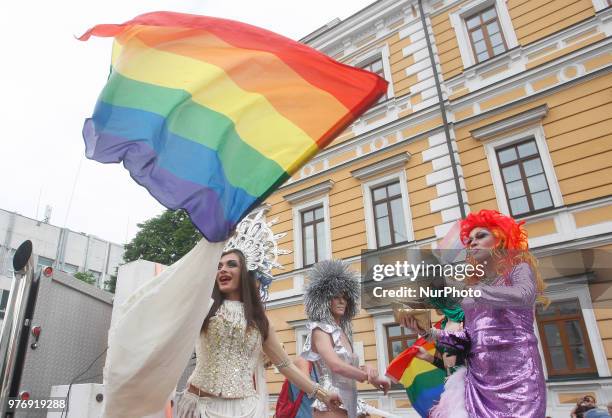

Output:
xmin=175 ymin=249 xmax=341 ymax=418
xmin=302 ymin=260 xmax=390 ymax=418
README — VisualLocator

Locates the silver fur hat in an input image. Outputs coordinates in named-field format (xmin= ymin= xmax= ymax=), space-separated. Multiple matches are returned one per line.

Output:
xmin=304 ymin=260 xmax=360 ymax=335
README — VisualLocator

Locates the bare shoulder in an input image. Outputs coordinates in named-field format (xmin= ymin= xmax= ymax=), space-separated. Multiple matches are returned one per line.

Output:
xmin=312 ymin=328 xmax=334 ymax=345
xmin=312 ymin=327 xmax=329 ymax=339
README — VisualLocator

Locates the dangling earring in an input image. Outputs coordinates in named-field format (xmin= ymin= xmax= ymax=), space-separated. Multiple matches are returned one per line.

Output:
xmin=465 ymin=253 xmax=478 ymax=284
xmin=490 ymin=248 xmax=501 ymax=262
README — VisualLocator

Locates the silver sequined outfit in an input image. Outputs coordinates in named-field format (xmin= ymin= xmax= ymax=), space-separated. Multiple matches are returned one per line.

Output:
xmin=302 ymin=321 xmax=359 ymax=418
xmin=187 ymin=300 xmax=262 ymax=398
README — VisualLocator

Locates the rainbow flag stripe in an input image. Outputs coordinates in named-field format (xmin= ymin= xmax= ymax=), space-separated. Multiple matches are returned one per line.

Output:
xmin=386 ymin=322 xmax=446 ymax=417
xmin=79 ymin=12 xmax=387 ymax=241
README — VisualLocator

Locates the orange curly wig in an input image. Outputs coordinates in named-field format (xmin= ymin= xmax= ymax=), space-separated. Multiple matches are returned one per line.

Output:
xmin=460 ymin=209 xmax=547 ymax=305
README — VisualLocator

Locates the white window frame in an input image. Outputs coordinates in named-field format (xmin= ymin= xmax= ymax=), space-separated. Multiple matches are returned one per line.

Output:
xmin=62 ymin=262 xmax=79 ymax=275
xmin=295 ymin=327 xmax=310 ymax=355
xmin=592 ymin=0 xmax=611 ymax=12
xmin=450 ymin=0 xmax=519 ymax=68
xmin=354 ymin=45 xmax=395 ymax=100
xmin=353 ymin=341 xmax=366 ymax=366
xmin=533 ymin=275 xmax=611 ymax=379
xmin=292 ymin=196 xmax=332 ymax=269
xmin=88 ymin=269 xmax=102 ymax=286
xmin=361 ymin=171 xmax=414 ymax=249
xmin=483 ymin=125 xmax=563 ymax=217
xmin=373 ymin=314 xmax=396 ymax=373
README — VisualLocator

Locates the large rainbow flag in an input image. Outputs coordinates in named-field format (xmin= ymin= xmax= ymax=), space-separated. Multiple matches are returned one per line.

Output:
xmin=386 ymin=321 xmax=446 ymax=417
xmin=79 ymin=12 xmax=387 ymax=241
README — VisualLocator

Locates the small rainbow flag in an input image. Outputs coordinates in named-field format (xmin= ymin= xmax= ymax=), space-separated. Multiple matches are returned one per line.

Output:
xmin=79 ymin=12 xmax=387 ymax=241
xmin=386 ymin=321 xmax=446 ymax=417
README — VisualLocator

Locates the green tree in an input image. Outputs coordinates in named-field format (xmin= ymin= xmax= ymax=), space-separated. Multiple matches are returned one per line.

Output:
xmin=74 ymin=271 xmax=96 ymax=285
xmin=123 ymin=209 xmax=201 ymax=265
xmin=104 ymin=268 xmax=118 ymax=294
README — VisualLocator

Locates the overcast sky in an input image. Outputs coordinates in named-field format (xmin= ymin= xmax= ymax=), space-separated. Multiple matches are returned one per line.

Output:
xmin=0 ymin=0 xmax=374 ymax=245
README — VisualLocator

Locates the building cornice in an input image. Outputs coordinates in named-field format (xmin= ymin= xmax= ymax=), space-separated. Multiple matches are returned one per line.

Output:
xmin=454 ymin=61 xmax=611 ymax=128
xmin=265 ymin=295 xmax=305 ymax=309
xmin=282 ymin=180 xmax=334 ymax=204
xmin=268 ymin=236 xmax=437 ymax=282
xmin=279 ymin=105 xmax=442 ymax=191
xmin=304 ymin=0 xmax=410 ymax=51
xmin=470 ymin=104 xmax=549 ymax=140
xmin=350 ymin=152 xmax=411 ymax=180
xmin=286 ymin=318 xmax=310 ymax=329
xmin=280 ymin=125 xmax=442 ymax=193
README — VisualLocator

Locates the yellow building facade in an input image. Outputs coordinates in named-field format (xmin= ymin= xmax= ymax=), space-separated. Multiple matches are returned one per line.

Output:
xmin=263 ymin=0 xmax=612 ymax=415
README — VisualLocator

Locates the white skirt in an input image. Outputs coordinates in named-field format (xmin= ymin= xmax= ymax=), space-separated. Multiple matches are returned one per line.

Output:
xmin=175 ymin=391 xmax=260 ymax=418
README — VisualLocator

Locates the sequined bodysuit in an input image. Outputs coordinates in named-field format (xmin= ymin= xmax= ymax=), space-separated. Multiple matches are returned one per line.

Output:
xmin=302 ymin=322 xmax=359 ymax=418
xmin=188 ymin=300 xmax=262 ymax=398
xmin=434 ymin=263 xmax=546 ymax=418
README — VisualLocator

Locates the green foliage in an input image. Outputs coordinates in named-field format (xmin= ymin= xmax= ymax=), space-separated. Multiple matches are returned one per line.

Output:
xmin=74 ymin=271 xmax=96 ymax=285
xmin=104 ymin=268 xmax=117 ymax=294
xmin=123 ymin=209 xmax=201 ymax=265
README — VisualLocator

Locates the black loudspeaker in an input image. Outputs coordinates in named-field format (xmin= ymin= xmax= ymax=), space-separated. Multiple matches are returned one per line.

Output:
xmin=13 ymin=240 xmax=33 ymax=272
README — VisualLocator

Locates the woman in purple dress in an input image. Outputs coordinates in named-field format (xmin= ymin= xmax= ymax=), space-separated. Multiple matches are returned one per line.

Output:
xmin=403 ymin=210 xmax=548 ymax=418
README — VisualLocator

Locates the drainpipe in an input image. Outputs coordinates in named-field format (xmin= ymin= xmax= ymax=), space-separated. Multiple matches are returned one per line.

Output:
xmin=418 ymin=0 xmax=466 ymax=219
xmin=101 ymin=241 xmax=111 ymax=289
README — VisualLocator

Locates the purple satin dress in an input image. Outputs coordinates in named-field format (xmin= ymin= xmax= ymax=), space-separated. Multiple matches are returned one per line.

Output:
xmin=436 ymin=262 xmax=546 ymax=418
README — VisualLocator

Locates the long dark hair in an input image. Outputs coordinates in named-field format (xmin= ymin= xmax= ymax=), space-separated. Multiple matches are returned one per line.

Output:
xmin=202 ymin=249 xmax=269 ymax=340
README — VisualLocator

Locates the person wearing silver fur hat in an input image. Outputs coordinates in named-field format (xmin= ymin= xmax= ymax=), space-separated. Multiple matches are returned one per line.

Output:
xmin=302 ymin=260 xmax=390 ymax=418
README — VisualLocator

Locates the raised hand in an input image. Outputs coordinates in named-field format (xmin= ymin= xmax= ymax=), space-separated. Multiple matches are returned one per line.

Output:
xmin=415 ymin=346 xmax=435 ymax=363
xmin=399 ymin=315 xmax=427 ymax=335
